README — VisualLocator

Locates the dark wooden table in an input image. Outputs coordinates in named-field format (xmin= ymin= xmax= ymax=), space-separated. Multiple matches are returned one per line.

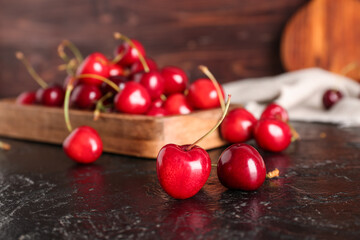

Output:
xmin=0 ymin=122 xmax=359 ymax=239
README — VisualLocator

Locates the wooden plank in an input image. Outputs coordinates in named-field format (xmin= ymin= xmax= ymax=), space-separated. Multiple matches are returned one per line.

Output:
xmin=0 ymin=99 xmax=229 ymax=158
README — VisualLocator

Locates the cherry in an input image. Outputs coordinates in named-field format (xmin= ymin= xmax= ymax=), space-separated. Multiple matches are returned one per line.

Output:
xmin=146 ymin=106 xmax=167 ymax=116
xmin=76 ymin=52 xmax=110 ymax=86
xmin=130 ymin=57 xmax=158 ymax=75
xmin=322 ymin=89 xmax=343 ymax=110
xmin=260 ymin=103 xmax=289 ymax=122
xmin=133 ymin=71 xmax=165 ymax=100
xmin=253 ymin=119 xmax=292 ymax=152
xmin=70 ymin=84 xmax=102 ymax=109
xmin=157 ymin=96 xmax=231 ymax=199
xmin=108 ymin=63 xmax=125 ymax=77
xmin=36 ymin=84 xmax=65 ymax=107
xmin=16 ymin=91 xmax=37 ymax=105
xmin=164 ymin=93 xmax=193 ymax=115
xmin=63 ymin=126 xmax=103 ymax=164
xmin=220 ymin=108 xmax=257 ymax=143
xmin=161 ymin=66 xmax=188 ymax=95
xmin=217 ymin=143 xmax=266 ymax=190
xmin=114 ymin=81 xmax=151 ymax=114
xmin=187 ymin=78 xmax=225 ymax=110
xmin=151 ymin=98 xmax=165 ymax=108
xmin=157 ymin=144 xmax=211 ymax=199
xmin=114 ymin=39 xmax=146 ymax=67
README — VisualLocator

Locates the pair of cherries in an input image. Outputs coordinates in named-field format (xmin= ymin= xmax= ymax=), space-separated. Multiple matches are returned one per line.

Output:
xmin=221 ymin=103 xmax=293 ymax=152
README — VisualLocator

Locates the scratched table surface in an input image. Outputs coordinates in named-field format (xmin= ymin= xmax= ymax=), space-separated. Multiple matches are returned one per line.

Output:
xmin=0 ymin=122 xmax=359 ymax=240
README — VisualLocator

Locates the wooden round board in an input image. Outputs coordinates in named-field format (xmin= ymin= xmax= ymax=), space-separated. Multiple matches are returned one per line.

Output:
xmin=281 ymin=0 xmax=360 ymax=81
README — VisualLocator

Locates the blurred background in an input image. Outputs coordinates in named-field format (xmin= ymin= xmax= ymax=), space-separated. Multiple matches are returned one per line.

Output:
xmin=0 ymin=0 xmax=308 ymax=98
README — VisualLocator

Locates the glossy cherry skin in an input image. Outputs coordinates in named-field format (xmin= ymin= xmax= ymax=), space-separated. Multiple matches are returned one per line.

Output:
xmin=115 ymin=39 xmax=146 ymax=67
xmin=146 ymin=106 xmax=167 ymax=116
xmin=114 ymin=81 xmax=151 ymax=114
xmin=187 ymin=78 xmax=225 ymax=110
xmin=130 ymin=58 xmax=158 ymax=75
xmin=217 ymin=143 xmax=266 ymax=190
xmin=161 ymin=66 xmax=188 ymax=95
xmin=151 ymin=98 xmax=165 ymax=108
xmin=36 ymin=84 xmax=65 ymax=107
xmin=260 ymin=103 xmax=289 ymax=122
xmin=70 ymin=84 xmax=102 ymax=109
xmin=157 ymin=144 xmax=211 ymax=199
xmin=164 ymin=93 xmax=193 ymax=115
xmin=133 ymin=71 xmax=165 ymax=100
xmin=220 ymin=108 xmax=257 ymax=143
xmin=322 ymin=89 xmax=343 ymax=110
xmin=76 ymin=52 xmax=110 ymax=86
xmin=63 ymin=126 xmax=103 ymax=164
xmin=16 ymin=91 xmax=36 ymax=105
xmin=253 ymin=119 xmax=292 ymax=152
xmin=108 ymin=63 xmax=125 ymax=77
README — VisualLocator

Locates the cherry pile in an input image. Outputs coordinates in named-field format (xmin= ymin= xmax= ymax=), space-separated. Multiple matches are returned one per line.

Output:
xmin=15 ymin=33 xmax=226 ymax=165
xmin=16 ymin=33 xmax=225 ymax=118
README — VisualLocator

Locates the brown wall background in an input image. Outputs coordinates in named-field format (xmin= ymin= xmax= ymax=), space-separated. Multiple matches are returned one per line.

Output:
xmin=0 ymin=0 xmax=308 ymax=98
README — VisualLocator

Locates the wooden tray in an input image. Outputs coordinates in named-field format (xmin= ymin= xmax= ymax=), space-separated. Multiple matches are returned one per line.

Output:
xmin=0 ymin=99 xmax=228 ymax=158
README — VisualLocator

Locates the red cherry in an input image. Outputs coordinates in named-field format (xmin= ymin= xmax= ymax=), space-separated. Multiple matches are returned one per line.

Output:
xmin=164 ymin=93 xmax=193 ymax=115
xmin=253 ymin=119 xmax=292 ymax=152
xmin=161 ymin=66 xmax=188 ymax=95
xmin=322 ymin=89 xmax=343 ymax=110
xmin=133 ymin=71 xmax=165 ymax=100
xmin=114 ymin=81 xmax=151 ymax=114
xmin=76 ymin=52 xmax=110 ymax=86
xmin=108 ymin=63 xmax=125 ymax=77
xmin=260 ymin=103 xmax=289 ymax=122
xmin=36 ymin=84 xmax=65 ymax=107
xmin=187 ymin=78 xmax=225 ymax=109
xmin=130 ymin=58 xmax=158 ymax=75
xmin=115 ymin=39 xmax=146 ymax=67
xmin=70 ymin=84 xmax=102 ymax=109
xmin=63 ymin=126 xmax=103 ymax=164
xmin=151 ymin=98 xmax=165 ymax=108
xmin=146 ymin=106 xmax=167 ymax=116
xmin=220 ymin=108 xmax=257 ymax=143
xmin=157 ymin=144 xmax=211 ymax=199
xmin=217 ymin=143 xmax=266 ymax=190
xmin=16 ymin=91 xmax=36 ymax=105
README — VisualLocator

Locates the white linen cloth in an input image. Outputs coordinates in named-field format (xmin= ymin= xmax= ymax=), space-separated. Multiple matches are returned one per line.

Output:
xmin=223 ymin=68 xmax=360 ymax=127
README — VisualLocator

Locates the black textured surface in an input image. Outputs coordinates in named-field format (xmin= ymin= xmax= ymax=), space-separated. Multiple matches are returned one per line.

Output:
xmin=1 ymin=122 xmax=360 ymax=239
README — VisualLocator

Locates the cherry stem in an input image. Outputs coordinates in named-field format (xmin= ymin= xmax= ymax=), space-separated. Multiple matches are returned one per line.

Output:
xmin=64 ymin=79 xmax=75 ymax=132
xmin=111 ymin=50 xmax=126 ymax=64
xmin=198 ymin=65 xmax=225 ymax=112
xmin=15 ymin=52 xmax=48 ymax=89
xmin=113 ymin=32 xmax=150 ymax=73
xmin=160 ymin=94 xmax=167 ymax=101
xmin=186 ymin=94 xmax=231 ymax=151
xmin=58 ymin=40 xmax=83 ymax=65
xmin=77 ymin=74 xmax=120 ymax=92
xmin=0 ymin=141 xmax=11 ymax=150
xmin=266 ymin=168 xmax=279 ymax=179
xmin=93 ymin=92 xmax=113 ymax=121
xmin=63 ymin=74 xmax=121 ymax=132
